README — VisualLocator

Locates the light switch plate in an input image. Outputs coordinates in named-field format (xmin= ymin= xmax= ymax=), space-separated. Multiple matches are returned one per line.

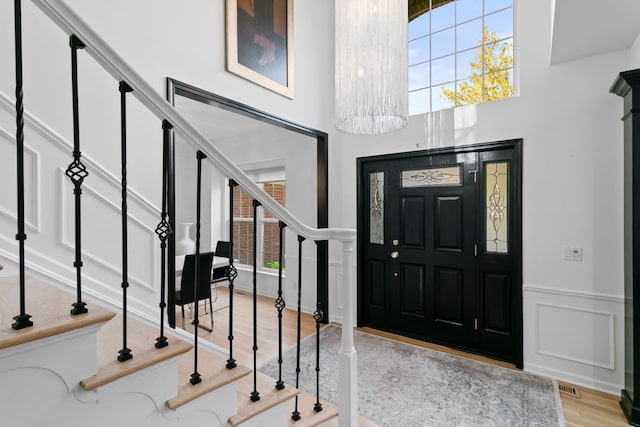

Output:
xmin=563 ymin=246 xmax=582 ymax=261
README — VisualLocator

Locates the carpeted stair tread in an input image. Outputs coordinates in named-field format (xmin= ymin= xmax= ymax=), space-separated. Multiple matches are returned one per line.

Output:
xmin=0 ymin=275 xmax=115 ymax=350
xmin=166 ymin=349 xmax=252 ymax=409
xmin=287 ymin=391 xmax=337 ymax=427
xmin=229 ymin=371 xmax=300 ymax=426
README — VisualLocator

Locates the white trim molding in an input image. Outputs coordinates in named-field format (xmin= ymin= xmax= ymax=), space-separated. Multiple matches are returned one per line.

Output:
xmin=0 ymin=127 xmax=41 ymax=232
xmin=535 ymin=302 xmax=615 ymax=370
xmin=58 ymin=169 xmax=157 ymax=292
xmin=0 ymin=90 xmax=160 ymax=217
xmin=523 ymin=283 xmax=624 ymax=395
xmin=523 ymin=283 xmax=624 ymax=303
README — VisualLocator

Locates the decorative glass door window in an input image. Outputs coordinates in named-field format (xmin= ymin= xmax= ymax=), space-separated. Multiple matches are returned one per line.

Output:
xmin=401 ymin=165 xmax=461 ymax=187
xmin=485 ymin=161 xmax=508 ymax=253
xmin=370 ymin=172 xmax=384 ymax=244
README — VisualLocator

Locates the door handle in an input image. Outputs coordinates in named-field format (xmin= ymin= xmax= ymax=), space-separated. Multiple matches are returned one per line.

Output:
xmin=391 ymin=250 xmax=399 ymax=259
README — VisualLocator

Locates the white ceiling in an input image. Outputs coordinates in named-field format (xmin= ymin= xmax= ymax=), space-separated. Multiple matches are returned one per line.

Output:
xmin=173 ymin=92 xmax=313 ymax=161
xmin=550 ymin=0 xmax=640 ymax=64
xmin=174 ymin=94 xmax=272 ymax=143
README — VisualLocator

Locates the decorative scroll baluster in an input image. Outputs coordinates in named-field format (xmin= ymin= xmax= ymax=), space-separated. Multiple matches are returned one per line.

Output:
xmin=117 ymin=81 xmax=133 ymax=362
xmin=314 ymin=240 xmax=324 ymax=413
xmin=66 ymin=34 xmax=89 ymax=317
xmin=250 ymin=199 xmax=261 ymax=402
xmin=155 ymin=120 xmax=173 ymax=349
xmin=274 ymin=221 xmax=287 ymax=390
xmin=226 ymin=179 xmax=238 ymax=369
xmin=190 ymin=150 xmax=207 ymax=385
xmin=291 ymin=235 xmax=306 ymax=421
xmin=11 ymin=0 xmax=32 ymax=330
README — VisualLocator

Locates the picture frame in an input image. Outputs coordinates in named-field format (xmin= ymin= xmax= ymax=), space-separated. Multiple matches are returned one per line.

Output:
xmin=226 ymin=0 xmax=294 ymax=99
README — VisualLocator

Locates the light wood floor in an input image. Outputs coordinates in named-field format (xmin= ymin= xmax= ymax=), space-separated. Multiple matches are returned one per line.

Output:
xmin=181 ymin=286 xmax=628 ymax=427
xmin=559 ymin=384 xmax=628 ymax=427
xmin=177 ymin=285 xmax=317 ymax=368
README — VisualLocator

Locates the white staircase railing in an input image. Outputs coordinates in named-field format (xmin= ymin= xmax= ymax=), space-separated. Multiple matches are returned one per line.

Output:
xmin=29 ymin=0 xmax=358 ymax=425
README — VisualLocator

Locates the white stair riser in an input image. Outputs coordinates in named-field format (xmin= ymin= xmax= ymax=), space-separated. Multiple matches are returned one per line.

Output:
xmin=76 ymin=356 xmax=180 ymax=405
xmin=0 ymin=324 xmax=102 ymax=426
xmin=168 ymin=382 xmax=238 ymax=426
xmin=0 ymin=323 xmax=102 ymax=386
xmin=237 ymin=400 xmax=289 ymax=427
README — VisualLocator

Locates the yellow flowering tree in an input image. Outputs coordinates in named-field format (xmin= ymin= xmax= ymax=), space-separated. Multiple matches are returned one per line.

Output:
xmin=442 ymin=27 xmax=513 ymax=106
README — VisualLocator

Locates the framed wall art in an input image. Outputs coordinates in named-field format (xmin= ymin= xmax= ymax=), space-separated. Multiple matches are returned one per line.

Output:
xmin=226 ymin=0 xmax=294 ymax=98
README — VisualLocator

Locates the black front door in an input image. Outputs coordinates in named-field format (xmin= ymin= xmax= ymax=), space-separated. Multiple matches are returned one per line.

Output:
xmin=359 ymin=142 xmax=522 ymax=365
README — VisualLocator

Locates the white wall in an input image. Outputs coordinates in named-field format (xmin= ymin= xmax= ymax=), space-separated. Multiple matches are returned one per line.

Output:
xmin=631 ymin=32 xmax=640 ymax=69
xmin=213 ymin=126 xmax=318 ymax=311
xmin=0 ymin=0 xmax=334 ymax=324
xmin=326 ymin=0 xmax=631 ymax=394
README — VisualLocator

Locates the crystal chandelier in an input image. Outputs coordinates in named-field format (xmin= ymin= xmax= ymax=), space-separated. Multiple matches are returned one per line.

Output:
xmin=335 ymin=0 xmax=408 ymax=135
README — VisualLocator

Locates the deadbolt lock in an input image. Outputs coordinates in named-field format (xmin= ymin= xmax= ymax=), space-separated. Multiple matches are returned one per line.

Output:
xmin=393 ymin=239 xmax=399 ymax=246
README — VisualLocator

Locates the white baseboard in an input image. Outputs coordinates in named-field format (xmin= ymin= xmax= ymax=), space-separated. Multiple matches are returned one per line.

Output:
xmin=525 ymin=362 xmax=621 ymax=396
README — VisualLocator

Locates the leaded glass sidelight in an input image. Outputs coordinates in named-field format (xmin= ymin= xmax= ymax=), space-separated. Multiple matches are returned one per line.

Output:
xmin=401 ymin=165 xmax=461 ymax=187
xmin=370 ymin=172 xmax=384 ymax=244
xmin=486 ymin=162 xmax=508 ymax=253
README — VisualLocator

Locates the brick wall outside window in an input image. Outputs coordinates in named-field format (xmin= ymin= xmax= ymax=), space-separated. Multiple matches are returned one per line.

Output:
xmin=233 ymin=181 xmax=285 ymax=269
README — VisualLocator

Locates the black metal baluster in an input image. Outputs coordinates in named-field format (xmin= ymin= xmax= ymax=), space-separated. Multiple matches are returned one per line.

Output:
xmin=167 ymin=124 xmax=176 ymax=328
xmin=190 ymin=150 xmax=207 ymax=385
xmin=291 ymin=235 xmax=305 ymax=421
xmin=274 ymin=221 xmax=287 ymax=390
xmin=11 ymin=0 xmax=32 ymax=330
xmin=117 ymin=81 xmax=133 ymax=362
xmin=250 ymin=199 xmax=261 ymax=402
xmin=313 ymin=241 xmax=324 ymax=413
xmin=226 ymin=179 xmax=238 ymax=369
xmin=155 ymin=120 xmax=173 ymax=349
xmin=66 ymin=34 xmax=89 ymax=317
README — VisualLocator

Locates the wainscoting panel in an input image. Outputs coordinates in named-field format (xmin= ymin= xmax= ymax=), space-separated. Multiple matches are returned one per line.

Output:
xmin=523 ymin=285 xmax=624 ymax=394
xmin=329 ymin=260 xmax=357 ymax=324
xmin=536 ymin=303 xmax=614 ymax=369
xmin=0 ymin=93 xmax=162 ymax=322
xmin=0 ymin=90 xmax=159 ymax=216
xmin=0 ymin=127 xmax=41 ymax=232
xmin=232 ymin=255 xmax=317 ymax=315
xmin=59 ymin=169 xmax=157 ymax=293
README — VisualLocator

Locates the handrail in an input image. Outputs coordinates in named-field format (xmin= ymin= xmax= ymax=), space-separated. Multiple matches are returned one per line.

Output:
xmin=29 ymin=2 xmax=359 ymax=425
xmin=31 ymin=0 xmax=356 ymax=243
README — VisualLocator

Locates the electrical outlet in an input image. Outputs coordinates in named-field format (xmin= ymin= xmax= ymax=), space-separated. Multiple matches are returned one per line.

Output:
xmin=563 ymin=246 xmax=582 ymax=261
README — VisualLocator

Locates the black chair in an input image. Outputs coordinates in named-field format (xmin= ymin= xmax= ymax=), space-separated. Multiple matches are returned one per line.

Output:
xmin=212 ymin=240 xmax=231 ymax=284
xmin=175 ymin=251 xmax=214 ymax=331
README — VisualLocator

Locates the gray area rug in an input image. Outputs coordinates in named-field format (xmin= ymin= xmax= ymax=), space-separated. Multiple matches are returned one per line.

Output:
xmin=259 ymin=325 xmax=565 ymax=427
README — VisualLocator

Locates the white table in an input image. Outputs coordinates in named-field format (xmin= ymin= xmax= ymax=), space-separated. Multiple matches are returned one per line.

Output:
xmin=175 ymin=255 xmax=229 ymax=275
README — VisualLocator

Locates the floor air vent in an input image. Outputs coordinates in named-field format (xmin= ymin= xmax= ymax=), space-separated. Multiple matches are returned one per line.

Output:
xmin=558 ymin=382 xmax=581 ymax=398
